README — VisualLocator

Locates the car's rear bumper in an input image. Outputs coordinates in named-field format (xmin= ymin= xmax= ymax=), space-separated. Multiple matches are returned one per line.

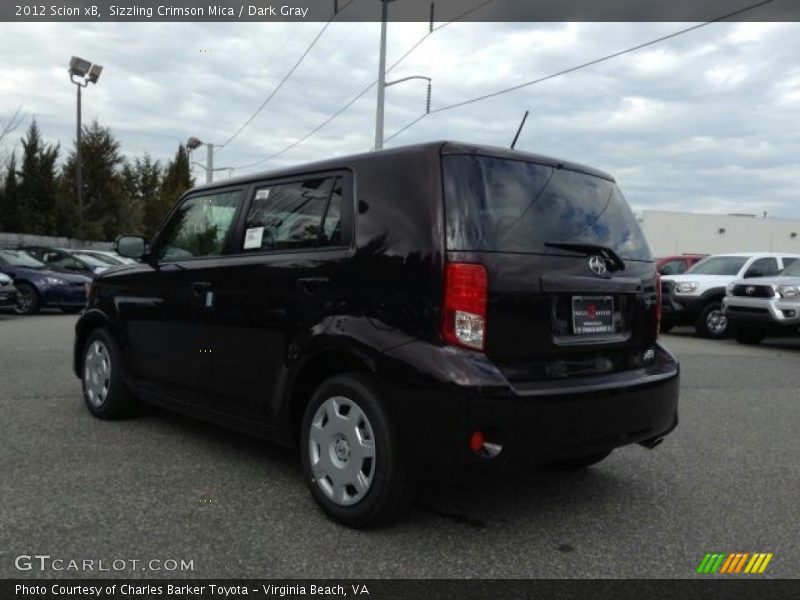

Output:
xmin=380 ymin=341 xmax=680 ymax=469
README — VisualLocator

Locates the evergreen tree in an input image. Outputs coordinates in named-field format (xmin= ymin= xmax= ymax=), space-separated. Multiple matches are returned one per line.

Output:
xmin=146 ymin=144 xmax=193 ymax=239
xmin=128 ymin=155 xmax=164 ymax=238
xmin=0 ymin=153 xmax=20 ymax=232
xmin=18 ymin=120 xmax=59 ymax=235
xmin=60 ymin=119 xmax=125 ymax=240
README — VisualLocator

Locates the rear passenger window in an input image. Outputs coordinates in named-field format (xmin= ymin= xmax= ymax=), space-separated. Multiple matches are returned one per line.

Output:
xmin=781 ymin=257 xmax=797 ymax=269
xmin=243 ymin=176 xmax=342 ymax=251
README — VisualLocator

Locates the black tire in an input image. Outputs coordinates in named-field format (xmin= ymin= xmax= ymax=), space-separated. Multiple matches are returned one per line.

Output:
xmin=735 ymin=327 xmax=765 ymax=345
xmin=61 ymin=307 xmax=82 ymax=314
xmin=300 ymin=373 xmax=414 ymax=528
xmin=548 ymin=450 xmax=612 ymax=470
xmin=659 ymin=319 xmax=674 ymax=334
xmin=14 ymin=283 xmax=40 ymax=315
xmin=81 ymin=328 xmax=138 ymax=419
xmin=695 ymin=302 xmax=728 ymax=339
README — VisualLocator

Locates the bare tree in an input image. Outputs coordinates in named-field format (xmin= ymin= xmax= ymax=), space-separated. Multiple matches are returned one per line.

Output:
xmin=0 ymin=106 xmax=25 ymax=145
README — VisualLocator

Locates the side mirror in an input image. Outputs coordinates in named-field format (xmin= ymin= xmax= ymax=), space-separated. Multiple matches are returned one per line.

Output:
xmin=115 ymin=235 xmax=147 ymax=259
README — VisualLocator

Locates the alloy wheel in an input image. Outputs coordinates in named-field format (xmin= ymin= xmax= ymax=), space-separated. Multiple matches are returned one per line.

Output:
xmin=84 ymin=340 xmax=112 ymax=407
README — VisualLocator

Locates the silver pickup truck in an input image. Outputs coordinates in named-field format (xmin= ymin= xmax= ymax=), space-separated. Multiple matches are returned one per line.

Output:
xmin=722 ymin=258 xmax=800 ymax=344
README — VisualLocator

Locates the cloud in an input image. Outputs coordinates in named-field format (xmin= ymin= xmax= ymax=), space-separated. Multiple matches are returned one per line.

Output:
xmin=0 ymin=20 xmax=798 ymax=218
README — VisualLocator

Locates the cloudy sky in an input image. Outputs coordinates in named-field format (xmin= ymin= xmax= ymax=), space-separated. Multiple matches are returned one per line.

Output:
xmin=1 ymin=16 xmax=799 ymax=217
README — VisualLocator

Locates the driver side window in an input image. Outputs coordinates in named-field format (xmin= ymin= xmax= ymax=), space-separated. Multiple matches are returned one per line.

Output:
xmin=744 ymin=257 xmax=779 ymax=278
xmin=156 ymin=190 xmax=242 ymax=260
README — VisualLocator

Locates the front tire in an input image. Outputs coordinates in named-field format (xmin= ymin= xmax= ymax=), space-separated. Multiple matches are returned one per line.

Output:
xmin=300 ymin=373 xmax=414 ymax=527
xmin=695 ymin=302 xmax=728 ymax=338
xmin=81 ymin=328 xmax=137 ymax=419
xmin=14 ymin=283 xmax=40 ymax=315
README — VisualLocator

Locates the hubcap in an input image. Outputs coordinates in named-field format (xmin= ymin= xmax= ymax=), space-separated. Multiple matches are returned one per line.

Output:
xmin=15 ymin=288 xmax=32 ymax=313
xmin=308 ymin=396 xmax=375 ymax=507
xmin=707 ymin=310 xmax=727 ymax=334
xmin=84 ymin=340 xmax=112 ymax=407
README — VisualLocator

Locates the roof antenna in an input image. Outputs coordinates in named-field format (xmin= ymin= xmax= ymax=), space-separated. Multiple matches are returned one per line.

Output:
xmin=510 ymin=110 xmax=529 ymax=149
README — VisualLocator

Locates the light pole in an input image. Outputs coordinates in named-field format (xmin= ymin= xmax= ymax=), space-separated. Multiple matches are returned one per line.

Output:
xmin=373 ymin=0 xmax=431 ymax=150
xmin=68 ymin=56 xmax=103 ymax=239
xmin=187 ymin=137 xmax=223 ymax=183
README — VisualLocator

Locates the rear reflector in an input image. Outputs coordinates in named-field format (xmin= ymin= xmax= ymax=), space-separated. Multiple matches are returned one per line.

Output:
xmin=442 ymin=263 xmax=487 ymax=350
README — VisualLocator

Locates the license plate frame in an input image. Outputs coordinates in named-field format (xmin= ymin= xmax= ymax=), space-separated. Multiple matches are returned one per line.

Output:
xmin=571 ymin=295 xmax=614 ymax=335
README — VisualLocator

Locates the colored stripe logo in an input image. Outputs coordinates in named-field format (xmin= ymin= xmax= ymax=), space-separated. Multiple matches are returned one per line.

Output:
xmin=696 ymin=552 xmax=773 ymax=574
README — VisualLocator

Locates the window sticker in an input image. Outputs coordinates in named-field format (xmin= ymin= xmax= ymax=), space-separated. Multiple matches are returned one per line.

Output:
xmin=255 ymin=188 xmax=270 ymax=201
xmin=243 ymin=226 xmax=264 ymax=250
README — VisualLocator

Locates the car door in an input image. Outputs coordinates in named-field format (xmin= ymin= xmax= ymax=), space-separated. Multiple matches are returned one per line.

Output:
xmin=119 ymin=188 xmax=244 ymax=403
xmin=206 ymin=172 xmax=352 ymax=421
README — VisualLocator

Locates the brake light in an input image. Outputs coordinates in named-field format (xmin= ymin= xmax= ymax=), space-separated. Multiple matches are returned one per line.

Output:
xmin=442 ymin=263 xmax=487 ymax=350
xmin=655 ymin=272 xmax=662 ymax=337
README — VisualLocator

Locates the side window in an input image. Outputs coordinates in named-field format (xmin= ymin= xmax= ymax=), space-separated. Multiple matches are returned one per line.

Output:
xmin=744 ymin=257 xmax=779 ymax=278
xmin=781 ymin=257 xmax=797 ymax=269
xmin=659 ymin=260 xmax=686 ymax=275
xmin=156 ymin=190 xmax=241 ymax=260
xmin=242 ymin=176 xmax=343 ymax=251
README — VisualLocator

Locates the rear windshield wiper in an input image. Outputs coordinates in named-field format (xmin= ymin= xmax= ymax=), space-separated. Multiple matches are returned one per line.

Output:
xmin=544 ymin=241 xmax=626 ymax=271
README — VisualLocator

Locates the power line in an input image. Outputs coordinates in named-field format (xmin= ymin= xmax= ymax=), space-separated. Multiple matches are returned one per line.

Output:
xmin=384 ymin=0 xmax=773 ymax=144
xmin=234 ymin=0 xmax=496 ymax=171
xmin=218 ymin=0 xmax=359 ymax=150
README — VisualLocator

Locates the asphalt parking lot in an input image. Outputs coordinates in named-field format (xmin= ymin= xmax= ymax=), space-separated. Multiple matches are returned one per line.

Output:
xmin=1 ymin=312 xmax=798 ymax=579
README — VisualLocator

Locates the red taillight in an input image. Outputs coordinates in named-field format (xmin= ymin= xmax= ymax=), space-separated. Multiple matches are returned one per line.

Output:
xmin=655 ymin=273 xmax=662 ymax=337
xmin=442 ymin=262 xmax=487 ymax=350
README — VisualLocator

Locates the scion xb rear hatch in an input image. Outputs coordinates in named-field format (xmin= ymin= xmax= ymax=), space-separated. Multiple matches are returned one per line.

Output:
xmin=441 ymin=145 xmax=658 ymax=386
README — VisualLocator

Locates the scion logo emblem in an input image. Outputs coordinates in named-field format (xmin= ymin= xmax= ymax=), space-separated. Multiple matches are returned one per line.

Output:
xmin=588 ymin=255 xmax=607 ymax=276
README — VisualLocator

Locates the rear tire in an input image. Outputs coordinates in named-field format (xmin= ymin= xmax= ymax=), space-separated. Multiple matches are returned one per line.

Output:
xmin=695 ymin=302 xmax=728 ymax=339
xmin=14 ymin=283 xmax=40 ymax=315
xmin=300 ymin=373 xmax=414 ymax=527
xmin=548 ymin=451 xmax=612 ymax=470
xmin=735 ymin=327 xmax=765 ymax=345
xmin=81 ymin=328 xmax=138 ymax=419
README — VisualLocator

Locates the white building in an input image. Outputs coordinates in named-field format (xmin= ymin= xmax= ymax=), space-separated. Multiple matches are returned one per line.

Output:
xmin=638 ymin=210 xmax=800 ymax=257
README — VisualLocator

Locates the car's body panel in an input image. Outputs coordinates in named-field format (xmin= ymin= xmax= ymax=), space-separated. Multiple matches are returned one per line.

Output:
xmin=75 ymin=141 xmax=679 ymax=468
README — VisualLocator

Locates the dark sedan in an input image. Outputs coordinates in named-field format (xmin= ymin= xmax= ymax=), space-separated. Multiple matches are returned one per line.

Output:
xmin=0 ymin=272 xmax=17 ymax=308
xmin=0 ymin=249 xmax=91 ymax=315
xmin=19 ymin=246 xmax=111 ymax=278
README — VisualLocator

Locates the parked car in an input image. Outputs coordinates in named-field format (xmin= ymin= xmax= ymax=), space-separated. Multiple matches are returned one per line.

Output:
xmin=0 ymin=272 xmax=18 ymax=309
xmin=78 ymin=249 xmax=139 ymax=267
xmin=73 ymin=141 xmax=679 ymax=527
xmin=656 ymin=254 xmax=706 ymax=276
xmin=660 ymin=252 xmax=800 ymax=338
xmin=18 ymin=246 xmax=111 ymax=278
xmin=0 ymin=249 xmax=91 ymax=314
xmin=722 ymin=258 xmax=800 ymax=344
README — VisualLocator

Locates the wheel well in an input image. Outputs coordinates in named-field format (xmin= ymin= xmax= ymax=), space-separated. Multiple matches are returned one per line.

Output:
xmin=74 ymin=313 xmax=108 ymax=372
xmin=289 ymin=351 xmax=373 ymax=443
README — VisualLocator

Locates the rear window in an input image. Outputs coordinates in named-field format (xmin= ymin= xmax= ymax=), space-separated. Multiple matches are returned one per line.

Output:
xmin=442 ymin=155 xmax=651 ymax=260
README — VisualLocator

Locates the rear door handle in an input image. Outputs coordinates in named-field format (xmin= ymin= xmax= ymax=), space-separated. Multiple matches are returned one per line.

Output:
xmin=297 ymin=277 xmax=330 ymax=294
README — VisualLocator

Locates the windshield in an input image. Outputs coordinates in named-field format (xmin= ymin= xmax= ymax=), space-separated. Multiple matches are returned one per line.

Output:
xmin=687 ymin=255 xmax=748 ymax=276
xmin=0 ymin=249 xmax=46 ymax=268
xmin=442 ymin=155 xmax=651 ymax=260
xmin=82 ymin=252 xmax=124 ymax=265
xmin=72 ymin=252 xmax=113 ymax=268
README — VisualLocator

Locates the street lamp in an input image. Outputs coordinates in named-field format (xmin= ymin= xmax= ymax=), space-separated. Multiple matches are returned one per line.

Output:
xmin=68 ymin=56 xmax=103 ymax=240
xmin=186 ymin=137 xmax=223 ymax=183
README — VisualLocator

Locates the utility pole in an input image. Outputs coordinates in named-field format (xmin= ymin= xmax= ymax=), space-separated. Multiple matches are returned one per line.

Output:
xmin=374 ymin=0 xmax=392 ymax=150
xmin=206 ymin=143 xmax=214 ymax=184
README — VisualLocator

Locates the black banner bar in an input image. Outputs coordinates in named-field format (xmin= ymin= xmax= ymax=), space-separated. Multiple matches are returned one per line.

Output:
xmin=3 ymin=0 xmax=800 ymax=23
